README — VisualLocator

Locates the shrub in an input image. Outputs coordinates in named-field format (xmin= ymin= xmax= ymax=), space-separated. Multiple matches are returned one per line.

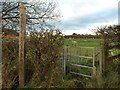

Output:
xmin=2 ymin=38 xmax=19 ymax=88
xmin=2 ymin=29 xmax=64 ymax=88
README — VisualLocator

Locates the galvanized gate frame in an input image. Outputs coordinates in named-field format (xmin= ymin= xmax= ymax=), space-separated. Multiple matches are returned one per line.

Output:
xmin=63 ymin=46 xmax=101 ymax=78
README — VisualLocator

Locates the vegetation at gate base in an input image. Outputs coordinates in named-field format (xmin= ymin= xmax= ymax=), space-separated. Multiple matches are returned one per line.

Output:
xmin=84 ymin=60 xmax=120 ymax=88
xmin=65 ymin=54 xmax=120 ymax=88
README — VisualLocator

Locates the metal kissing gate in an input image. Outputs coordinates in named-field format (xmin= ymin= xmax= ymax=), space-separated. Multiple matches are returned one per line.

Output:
xmin=62 ymin=46 xmax=101 ymax=78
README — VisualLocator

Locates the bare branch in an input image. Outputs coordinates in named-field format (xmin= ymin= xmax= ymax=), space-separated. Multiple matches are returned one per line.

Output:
xmin=1 ymin=1 xmax=60 ymax=31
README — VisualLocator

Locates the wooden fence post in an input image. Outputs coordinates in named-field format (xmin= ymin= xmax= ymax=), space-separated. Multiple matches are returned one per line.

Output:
xmin=101 ymin=34 xmax=106 ymax=74
xmin=19 ymin=2 xmax=26 ymax=87
xmin=63 ymin=46 xmax=67 ymax=75
xmin=101 ymin=33 xmax=109 ymax=75
xmin=99 ymin=48 xmax=102 ymax=75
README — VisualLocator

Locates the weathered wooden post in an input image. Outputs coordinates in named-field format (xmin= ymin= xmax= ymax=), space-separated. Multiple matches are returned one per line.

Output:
xmin=63 ymin=46 xmax=67 ymax=75
xmin=19 ymin=2 xmax=26 ymax=87
xmin=99 ymin=48 xmax=102 ymax=75
xmin=101 ymin=33 xmax=108 ymax=75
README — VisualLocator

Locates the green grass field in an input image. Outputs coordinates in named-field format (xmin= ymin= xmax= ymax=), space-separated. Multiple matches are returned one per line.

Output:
xmin=64 ymin=38 xmax=101 ymax=47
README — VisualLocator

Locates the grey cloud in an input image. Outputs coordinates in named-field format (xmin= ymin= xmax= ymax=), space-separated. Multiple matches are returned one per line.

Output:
xmin=60 ymin=8 xmax=117 ymax=30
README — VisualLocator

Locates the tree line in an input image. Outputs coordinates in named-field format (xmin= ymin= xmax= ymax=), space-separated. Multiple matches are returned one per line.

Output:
xmin=64 ymin=33 xmax=100 ymax=39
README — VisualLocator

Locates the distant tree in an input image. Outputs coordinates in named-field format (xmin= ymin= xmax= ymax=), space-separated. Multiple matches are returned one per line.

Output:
xmin=72 ymin=33 xmax=77 ymax=36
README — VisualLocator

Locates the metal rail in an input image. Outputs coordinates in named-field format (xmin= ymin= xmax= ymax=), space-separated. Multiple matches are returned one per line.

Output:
xmin=70 ymin=63 xmax=93 ymax=69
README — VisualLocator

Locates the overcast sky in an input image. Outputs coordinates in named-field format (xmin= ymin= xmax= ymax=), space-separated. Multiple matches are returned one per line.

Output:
xmin=56 ymin=0 xmax=119 ymax=35
xmin=29 ymin=0 xmax=119 ymax=35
